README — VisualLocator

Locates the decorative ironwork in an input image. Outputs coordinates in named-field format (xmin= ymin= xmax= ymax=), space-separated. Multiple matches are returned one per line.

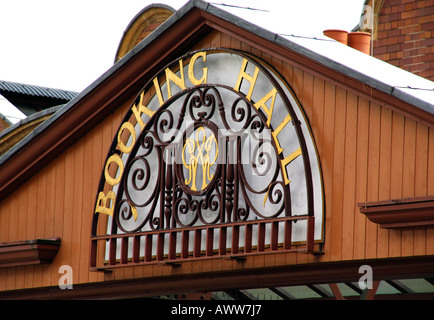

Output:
xmin=114 ymin=85 xmax=291 ymax=233
xmin=90 ymin=49 xmax=320 ymax=270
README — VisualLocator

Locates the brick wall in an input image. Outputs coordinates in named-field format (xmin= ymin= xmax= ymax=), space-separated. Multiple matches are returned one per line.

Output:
xmin=373 ymin=0 xmax=434 ymax=81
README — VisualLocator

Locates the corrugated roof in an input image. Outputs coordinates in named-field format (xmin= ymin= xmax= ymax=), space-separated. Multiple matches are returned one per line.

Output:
xmin=0 ymin=80 xmax=78 ymax=101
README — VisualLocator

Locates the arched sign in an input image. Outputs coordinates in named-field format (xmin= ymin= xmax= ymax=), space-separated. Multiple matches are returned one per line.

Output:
xmin=90 ymin=49 xmax=324 ymax=269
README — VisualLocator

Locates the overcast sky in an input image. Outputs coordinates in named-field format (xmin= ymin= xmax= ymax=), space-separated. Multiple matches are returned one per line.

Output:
xmin=0 ymin=0 xmax=366 ymax=93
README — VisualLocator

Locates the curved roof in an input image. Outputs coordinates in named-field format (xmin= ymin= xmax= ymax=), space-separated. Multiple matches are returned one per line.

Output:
xmin=0 ymin=80 xmax=78 ymax=101
xmin=114 ymin=4 xmax=175 ymax=62
xmin=0 ymin=106 xmax=60 ymax=156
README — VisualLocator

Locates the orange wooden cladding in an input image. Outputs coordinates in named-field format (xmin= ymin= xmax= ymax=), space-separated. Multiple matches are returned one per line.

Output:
xmin=0 ymin=29 xmax=433 ymax=292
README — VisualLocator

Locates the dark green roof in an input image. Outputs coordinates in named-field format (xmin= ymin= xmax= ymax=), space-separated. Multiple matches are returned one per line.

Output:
xmin=0 ymin=80 xmax=78 ymax=101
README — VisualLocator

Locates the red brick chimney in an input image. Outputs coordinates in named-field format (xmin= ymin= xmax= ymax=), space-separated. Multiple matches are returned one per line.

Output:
xmin=373 ymin=0 xmax=434 ymax=81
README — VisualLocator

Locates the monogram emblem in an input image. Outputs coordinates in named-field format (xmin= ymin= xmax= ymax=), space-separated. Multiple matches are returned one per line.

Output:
xmin=182 ymin=126 xmax=218 ymax=191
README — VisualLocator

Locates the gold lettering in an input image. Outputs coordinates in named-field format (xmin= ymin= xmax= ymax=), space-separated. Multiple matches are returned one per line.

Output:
xmin=281 ymin=147 xmax=302 ymax=185
xmin=188 ymin=51 xmax=208 ymax=85
xmin=131 ymin=91 xmax=156 ymax=129
xmin=104 ymin=153 xmax=124 ymax=186
xmin=271 ymin=114 xmax=291 ymax=154
xmin=117 ymin=121 xmax=136 ymax=154
xmin=233 ymin=58 xmax=259 ymax=101
xmin=153 ymin=77 xmax=164 ymax=106
xmin=95 ymin=191 xmax=116 ymax=216
xmin=254 ymin=87 xmax=277 ymax=126
xmin=166 ymin=59 xmax=186 ymax=98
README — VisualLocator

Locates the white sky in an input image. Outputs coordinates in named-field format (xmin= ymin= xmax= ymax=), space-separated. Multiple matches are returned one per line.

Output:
xmin=0 ymin=0 xmax=366 ymax=93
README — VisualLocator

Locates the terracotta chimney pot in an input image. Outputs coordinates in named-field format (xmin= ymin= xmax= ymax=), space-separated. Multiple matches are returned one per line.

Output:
xmin=347 ymin=32 xmax=371 ymax=55
xmin=323 ymin=29 xmax=348 ymax=45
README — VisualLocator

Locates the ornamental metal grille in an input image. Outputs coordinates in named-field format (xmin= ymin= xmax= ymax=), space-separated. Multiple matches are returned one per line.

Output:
xmin=90 ymin=50 xmax=321 ymax=270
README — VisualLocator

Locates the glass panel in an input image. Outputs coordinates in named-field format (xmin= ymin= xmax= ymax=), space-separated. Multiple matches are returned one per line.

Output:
xmin=241 ymin=288 xmax=284 ymax=300
xmin=376 ymin=281 xmax=401 ymax=295
xmin=211 ymin=291 xmax=234 ymax=300
xmin=399 ymin=279 xmax=434 ymax=293
xmin=336 ymin=283 xmax=359 ymax=297
xmin=280 ymin=286 xmax=322 ymax=299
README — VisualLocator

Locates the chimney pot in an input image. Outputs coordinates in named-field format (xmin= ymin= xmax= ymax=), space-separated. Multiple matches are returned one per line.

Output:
xmin=323 ymin=29 xmax=348 ymax=45
xmin=347 ymin=32 xmax=371 ymax=55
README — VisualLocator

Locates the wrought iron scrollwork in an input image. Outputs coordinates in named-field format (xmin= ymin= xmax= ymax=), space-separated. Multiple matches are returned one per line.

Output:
xmin=111 ymin=84 xmax=290 ymax=234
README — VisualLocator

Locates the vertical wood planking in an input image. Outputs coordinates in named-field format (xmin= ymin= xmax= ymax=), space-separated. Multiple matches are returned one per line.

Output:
xmin=72 ymin=139 xmax=84 ymax=280
xmin=91 ymin=112 xmax=107 ymax=283
xmin=366 ymin=102 xmax=381 ymax=259
xmin=44 ymin=164 xmax=56 ymax=239
xmin=15 ymin=178 xmax=30 ymax=287
xmin=51 ymin=153 xmax=66 ymax=286
xmin=311 ymin=76 xmax=325 ymax=164
xmin=414 ymin=123 xmax=428 ymax=255
xmin=402 ymin=117 xmax=417 ymax=256
xmin=321 ymin=81 xmax=336 ymax=262
xmin=0 ymin=199 xmax=10 ymax=242
xmin=377 ymin=107 xmax=392 ymax=258
xmin=0 ymin=199 xmax=9 ymax=290
xmin=389 ymin=112 xmax=405 ymax=257
xmin=26 ymin=177 xmax=36 ymax=241
xmin=354 ymin=97 xmax=369 ymax=259
xmin=33 ymin=172 xmax=48 ymax=296
xmin=2 ymin=199 xmax=15 ymax=290
xmin=427 ymin=128 xmax=434 ymax=255
xmin=302 ymin=72 xmax=314 ymax=125
xmin=62 ymin=146 xmax=75 ymax=280
xmin=428 ymin=128 xmax=434 ymax=195
xmin=330 ymin=86 xmax=346 ymax=261
xmin=342 ymin=92 xmax=358 ymax=260
xmin=35 ymin=170 xmax=46 ymax=239
xmin=297 ymin=69 xmax=313 ymax=265
xmin=79 ymin=133 xmax=94 ymax=283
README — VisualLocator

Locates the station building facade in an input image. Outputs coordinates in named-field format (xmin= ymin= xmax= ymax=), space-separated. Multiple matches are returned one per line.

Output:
xmin=0 ymin=0 xmax=433 ymax=300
